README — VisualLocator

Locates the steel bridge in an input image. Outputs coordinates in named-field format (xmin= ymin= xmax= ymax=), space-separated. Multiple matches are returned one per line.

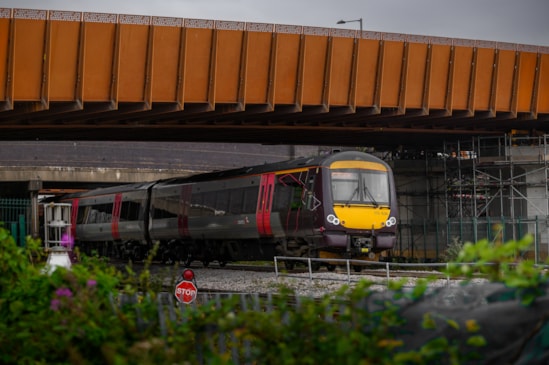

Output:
xmin=0 ymin=8 xmax=549 ymax=148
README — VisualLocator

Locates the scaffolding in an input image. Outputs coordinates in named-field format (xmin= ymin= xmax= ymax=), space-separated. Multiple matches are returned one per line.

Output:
xmin=391 ymin=134 xmax=549 ymax=263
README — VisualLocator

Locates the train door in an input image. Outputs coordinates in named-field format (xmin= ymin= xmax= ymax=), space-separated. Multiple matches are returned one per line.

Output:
xmin=276 ymin=168 xmax=318 ymax=236
xmin=111 ymin=193 xmax=122 ymax=241
xmin=256 ymin=173 xmax=275 ymax=236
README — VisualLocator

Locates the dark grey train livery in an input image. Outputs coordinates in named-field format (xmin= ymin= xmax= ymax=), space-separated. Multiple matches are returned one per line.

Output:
xmin=60 ymin=151 xmax=398 ymax=269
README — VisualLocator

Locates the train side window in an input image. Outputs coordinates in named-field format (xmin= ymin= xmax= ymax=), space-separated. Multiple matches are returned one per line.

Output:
xmin=120 ymin=201 xmax=140 ymax=221
xmin=243 ymin=187 xmax=258 ymax=213
xmin=215 ymin=190 xmax=229 ymax=214
xmin=152 ymin=194 xmax=178 ymax=219
xmin=92 ymin=203 xmax=112 ymax=223
xmin=229 ymin=189 xmax=243 ymax=214
xmin=77 ymin=206 xmax=89 ymax=224
xmin=273 ymin=185 xmax=294 ymax=211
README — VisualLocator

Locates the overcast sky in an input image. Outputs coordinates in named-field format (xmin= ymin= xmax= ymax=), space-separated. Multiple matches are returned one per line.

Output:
xmin=2 ymin=0 xmax=548 ymax=46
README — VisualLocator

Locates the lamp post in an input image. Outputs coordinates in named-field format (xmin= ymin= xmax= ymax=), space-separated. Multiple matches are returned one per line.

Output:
xmin=336 ymin=18 xmax=363 ymax=33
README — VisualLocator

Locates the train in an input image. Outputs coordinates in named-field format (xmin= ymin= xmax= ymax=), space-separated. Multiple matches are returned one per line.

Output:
xmin=56 ymin=150 xmax=398 ymax=270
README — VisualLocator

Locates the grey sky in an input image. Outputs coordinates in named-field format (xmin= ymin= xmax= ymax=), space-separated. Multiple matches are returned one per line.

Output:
xmin=2 ymin=0 xmax=548 ymax=46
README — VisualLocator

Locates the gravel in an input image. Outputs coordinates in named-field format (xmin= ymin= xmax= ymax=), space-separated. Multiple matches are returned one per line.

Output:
xmin=158 ymin=266 xmax=489 ymax=298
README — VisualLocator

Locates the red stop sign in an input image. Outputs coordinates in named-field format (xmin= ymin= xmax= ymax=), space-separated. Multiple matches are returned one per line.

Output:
xmin=174 ymin=280 xmax=198 ymax=304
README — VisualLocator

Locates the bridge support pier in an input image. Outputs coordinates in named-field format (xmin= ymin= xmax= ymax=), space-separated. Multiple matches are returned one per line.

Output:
xmin=28 ymin=180 xmax=42 ymax=239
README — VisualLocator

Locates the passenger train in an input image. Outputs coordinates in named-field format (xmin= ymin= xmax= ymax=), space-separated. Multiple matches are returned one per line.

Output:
xmin=57 ymin=151 xmax=398 ymax=270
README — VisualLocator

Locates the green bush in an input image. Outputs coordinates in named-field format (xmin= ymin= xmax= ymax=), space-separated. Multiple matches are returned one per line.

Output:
xmin=1 ymin=224 xmax=547 ymax=364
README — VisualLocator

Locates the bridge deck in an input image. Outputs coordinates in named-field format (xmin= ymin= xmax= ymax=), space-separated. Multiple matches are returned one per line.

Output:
xmin=0 ymin=8 xmax=548 ymax=147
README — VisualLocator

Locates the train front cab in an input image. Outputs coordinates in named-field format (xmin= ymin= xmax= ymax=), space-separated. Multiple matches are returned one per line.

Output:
xmin=318 ymin=155 xmax=398 ymax=261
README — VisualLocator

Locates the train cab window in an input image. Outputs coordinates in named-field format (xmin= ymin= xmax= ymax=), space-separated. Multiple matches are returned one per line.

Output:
xmin=331 ymin=172 xmax=359 ymax=202
xmin=362 ymin=172 xmax=390 ymax=205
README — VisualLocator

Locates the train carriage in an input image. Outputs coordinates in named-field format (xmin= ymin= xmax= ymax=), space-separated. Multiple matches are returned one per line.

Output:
xmin=58 ymin=151 xmax=398 ymax=268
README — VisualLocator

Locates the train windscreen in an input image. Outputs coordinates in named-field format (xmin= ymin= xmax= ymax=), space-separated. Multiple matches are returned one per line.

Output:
xmin=331 ymin=170 xmax=390 ymax=206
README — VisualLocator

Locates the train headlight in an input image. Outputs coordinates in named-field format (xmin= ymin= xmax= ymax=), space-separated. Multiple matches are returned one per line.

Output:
xmin=385 ymin=217 xmax=397 ymax=227
xmin=327 ymin=214 xmax=340 ymax=226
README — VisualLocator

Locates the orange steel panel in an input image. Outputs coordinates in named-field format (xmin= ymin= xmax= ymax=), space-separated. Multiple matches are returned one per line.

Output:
xmin=355 ymin=39 xmax=380 ymax=107
xmin=49 ymin=20 xmax=80 ymax=101
xmin=328 ymin=37 xmax=354 ymax=106
xmin=183 ymin=28 xmax=213 ymax=103
xmin=379 ymin=40 xmax=404 ymax=107
xmin=13 ymin=19 xmax=45 ymax=101
xmin=494 ymin=49 xmax=515 ymax=112
xmin=301 ymin=35 xmax=328 ymax=105
xmin=516 ymin=52 xmax=537 ymax=112
xmin=151 ymin=25 xmax=181 ymax=102
xmin=538 ymin=54 xmax=549 ymax=113
xmin=404 ymin=43 xmax=428 ymax=109
xmin=0 ymin=18 xmax=9 ymax=101
xmin=215 ymin=30 xmax=243 ymax=103
xmin=118 ymin=24 xmax=149 ymax=102
xmin=473 ymin=48 xmax=495 ymax=111
xmin=2 ymin=9 xmax=549 ymax=126
xmin=428 ymin=45 xmax=451 ymax=109
xmin=244 ymin=31 xmax=272 ymax=104
xmin=83 ymin=22 xmax=116 ymax=101
xmin=274 ymin=33 xmax=300 ymax=105
xmin=451 ymin=46 xmax=474 ymax=110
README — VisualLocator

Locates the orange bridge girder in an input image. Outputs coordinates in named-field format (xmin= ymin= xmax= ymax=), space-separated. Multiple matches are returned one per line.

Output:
xmin=0 ymin=8 xmax=548 ymax=148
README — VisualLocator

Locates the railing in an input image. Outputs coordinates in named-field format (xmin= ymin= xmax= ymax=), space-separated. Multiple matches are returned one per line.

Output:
xmin=274 ymin=256 xmax=453 ymax=286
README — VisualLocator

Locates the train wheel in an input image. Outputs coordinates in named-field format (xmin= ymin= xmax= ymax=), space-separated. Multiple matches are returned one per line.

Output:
xmin=183 ymin=254 xmax=193 ymax=267
xmin=284 ymin=260 xmax=295 ymax=270
xmin=326 ymin=264 xmax=336 ymax=272
xmin=353 ymin=265 xmax=363 ymax=273
xmin=310 ymin=261 xmax=321 ymax=272
xmin=162 ymin=250 xmax=176 ymax=265
xmin=132 ymin=246 xmax=145 ymax=262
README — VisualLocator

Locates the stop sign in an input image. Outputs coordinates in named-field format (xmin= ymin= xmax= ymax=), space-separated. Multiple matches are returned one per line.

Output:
xmin=174 ymin=280 xmax=198 ymax=304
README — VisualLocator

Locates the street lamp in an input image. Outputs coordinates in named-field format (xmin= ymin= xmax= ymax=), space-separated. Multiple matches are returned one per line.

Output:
xmin=337 ymin=18 xmax=363 ymax=33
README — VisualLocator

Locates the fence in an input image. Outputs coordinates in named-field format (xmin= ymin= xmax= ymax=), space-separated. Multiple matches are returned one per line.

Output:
xmin=113 ymin=291 xmax=324 ymax=364
xmin=0 ymin=198 xmax=30 ymax=246
xmin=396 ymin=216 xmax=549 ymax=264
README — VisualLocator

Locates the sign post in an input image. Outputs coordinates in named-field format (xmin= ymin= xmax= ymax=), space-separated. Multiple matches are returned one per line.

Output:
xmin=174 ymin=269 xmax=198 ymax=304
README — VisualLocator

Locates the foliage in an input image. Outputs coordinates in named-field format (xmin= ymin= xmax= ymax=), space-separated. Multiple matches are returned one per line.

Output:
xmin=441 ymin=236 xmax=464 ymax=262
xmin=445 ymin=233 xmax=548 ymax=305
xmin=1 ymin=224 xmax=548 ymax=364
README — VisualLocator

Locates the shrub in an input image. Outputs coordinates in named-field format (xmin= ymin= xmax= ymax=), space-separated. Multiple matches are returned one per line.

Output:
xmin=1 ymin=224 xmax=548 ymax=364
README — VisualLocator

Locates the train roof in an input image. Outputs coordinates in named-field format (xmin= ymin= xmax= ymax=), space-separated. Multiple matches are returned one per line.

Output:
xmin=58 ymin=181 xmax=157 ymax=199
xmin=55 ymin=151 xmax=389 ymax=199
xmin=158 ymin=150 xmax=389 ymax=186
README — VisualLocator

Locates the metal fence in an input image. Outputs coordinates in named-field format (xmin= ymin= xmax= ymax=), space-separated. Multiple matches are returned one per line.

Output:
xmin=114 ymin=292 xmax=317 ymax=364
xmin=396 ymin=216 xmax=549 ymax=264
xmin=0 ymin=198 xmax=30 ymax=246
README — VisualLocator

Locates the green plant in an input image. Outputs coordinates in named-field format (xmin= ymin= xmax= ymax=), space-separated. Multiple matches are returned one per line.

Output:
xmin=446 ymin=234 xmax=548 ymax=305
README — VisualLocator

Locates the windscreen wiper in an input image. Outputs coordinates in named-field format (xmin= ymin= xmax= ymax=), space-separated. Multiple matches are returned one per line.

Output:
xmin=363 ymin=183 xmax=379 ymax=207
